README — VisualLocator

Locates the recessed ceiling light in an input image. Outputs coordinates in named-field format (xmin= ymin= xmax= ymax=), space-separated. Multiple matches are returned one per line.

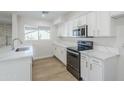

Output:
xmin=42 ymin=14 xmax=45 ymax=17
xmin=41 ymin=11 xmax=49 ymax=17
xmin=42 ymin=11 xmax=49 ymax=14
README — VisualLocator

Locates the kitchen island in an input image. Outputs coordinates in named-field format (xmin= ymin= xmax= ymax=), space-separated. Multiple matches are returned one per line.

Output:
xmin=0 ymin=46 xmax=33 ymax=81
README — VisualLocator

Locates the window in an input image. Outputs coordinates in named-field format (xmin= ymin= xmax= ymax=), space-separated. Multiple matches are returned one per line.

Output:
xmin=24 ymin=25 xmax=50 ymax=40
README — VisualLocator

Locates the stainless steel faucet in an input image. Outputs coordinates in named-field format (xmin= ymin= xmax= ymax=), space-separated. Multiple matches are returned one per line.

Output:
xmin=11 ymin=38 xmax=23 ymax=50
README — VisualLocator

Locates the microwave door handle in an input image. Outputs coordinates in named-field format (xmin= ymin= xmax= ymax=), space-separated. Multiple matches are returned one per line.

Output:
xmin=79 ymin=29 xmax=81 ymax=36
xmin=85 ymin=25 xmax=88 ymax=37
xmin=85 ymin=27 xmax=86 ymax=37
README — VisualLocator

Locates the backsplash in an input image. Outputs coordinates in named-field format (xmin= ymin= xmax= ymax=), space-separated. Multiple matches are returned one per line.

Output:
xmin=0 ymin=24 xmax=12 ymax=47
xmin=59 ymin=37 xmax=116 ymax=47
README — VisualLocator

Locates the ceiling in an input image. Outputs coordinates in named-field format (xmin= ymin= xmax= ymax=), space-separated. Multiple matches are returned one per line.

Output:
xmin=15 ymin=11 xmax=69 ymax=21
xmin=0 ymin=11 xmax=89 ymax=24
xmin=0 ymin=11 xmax=69 ymax=23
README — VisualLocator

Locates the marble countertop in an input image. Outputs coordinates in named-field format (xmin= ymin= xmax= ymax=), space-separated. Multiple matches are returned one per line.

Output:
xmin=80 ymin=49 xmax=119 ymax=60
xmin=0 ymin=46 xmax=33 ymax=62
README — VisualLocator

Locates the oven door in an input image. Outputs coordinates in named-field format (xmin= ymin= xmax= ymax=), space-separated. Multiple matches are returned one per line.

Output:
xmin=67 ymin=50 xmax=81 ymax=80
xmin=67 ymin=50 xmax=80 ymax=71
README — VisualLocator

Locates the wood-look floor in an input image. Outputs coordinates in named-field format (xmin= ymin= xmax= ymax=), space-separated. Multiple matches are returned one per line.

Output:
xmin=32 ymin=57 xmax=77 ymax=81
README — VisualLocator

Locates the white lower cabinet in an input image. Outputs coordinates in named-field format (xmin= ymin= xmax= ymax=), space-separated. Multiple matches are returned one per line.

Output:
xmin=54 ymin=44 xmax=67 ymax=65
xmin=81 ymin=55 xmax=89 ymax=81
xmin=81 ymin=53 xmax=118 ymax=81
xmin=81 ymin=54 xmax=103 ymax=81
xmin=0 ymin=57 xmax=32 ymax=81
xmin=59 ymin=47 xmax=67 ymax=65
xmin=88 ymin=58 xmax=103 ymax=81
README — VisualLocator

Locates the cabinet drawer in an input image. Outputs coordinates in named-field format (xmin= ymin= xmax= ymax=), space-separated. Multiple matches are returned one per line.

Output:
xmin=81 ymin=54 xmax=88 ymax=59
xmin=90 ymin=57 xmax=103 ymax=66
xmin=81 ymin=56 xmax=87 ymax=62
xmin=81 ymin=56 xmax=87 ymax=59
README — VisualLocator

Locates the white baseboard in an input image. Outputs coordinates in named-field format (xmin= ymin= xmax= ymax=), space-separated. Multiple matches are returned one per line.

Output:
xmin=33 ymin=55 xmax=54 ymax=60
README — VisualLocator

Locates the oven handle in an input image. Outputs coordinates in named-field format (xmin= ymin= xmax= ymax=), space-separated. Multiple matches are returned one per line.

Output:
xmin=67 ymin=50 xmax=79 ymax=55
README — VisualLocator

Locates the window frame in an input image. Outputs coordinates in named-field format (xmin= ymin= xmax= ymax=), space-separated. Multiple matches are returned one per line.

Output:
xmin=24 ymin=25 xmax=50 ymax=41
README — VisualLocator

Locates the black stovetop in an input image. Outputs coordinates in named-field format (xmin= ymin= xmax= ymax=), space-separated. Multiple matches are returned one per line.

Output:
xmin=67 ymin=41 xmax=93 ymax=52
xmin=67 ymin=46 xmax=92 ymax=52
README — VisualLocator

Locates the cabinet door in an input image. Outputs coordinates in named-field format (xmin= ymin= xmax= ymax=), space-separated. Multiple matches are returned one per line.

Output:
xmin=57 ymin=24 xmax=63 ymax=37
xmin=61 ymin=23 xmax=65 ymax=36
xmin=56 ymin=46 xmax=67 ymax=65
xmin=87 ymin=12 xmax=97 ymax=36
xmin=89 ymin=58 xmax=103 ymax=81
xmin=54 ymin=45 xmax=57 ymax=56
xmin=61 ymin=47 xmax=67 ymax=65
xmin=96 ymin=11 xmax=111 ymax=36
xmin=63 ymin=22 xmax=68 ymax=37
xmin=68 ymin=20 xmax=73 ymax=36
xmin=110 ymin=11 xmax=124 ymax=17
xmin=81 ymin=55 xmax=89 ymax=81
xmin=72 ymin=18 xmax=78 ymax=28
xmin=54 ymin=45 xmax=59 ymax=58
xmin=80 ymin=15 xmax=87 ymax=26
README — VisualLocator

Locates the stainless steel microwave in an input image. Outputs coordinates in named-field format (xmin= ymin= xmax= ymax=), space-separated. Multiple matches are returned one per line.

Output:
xmin=73 ymin=25 xmax=88 ymax=37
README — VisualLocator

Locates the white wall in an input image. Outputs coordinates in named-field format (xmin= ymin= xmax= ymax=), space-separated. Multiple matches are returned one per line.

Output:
xmin=12 ymin=14 xmax=18 ymax=39
xmin=113 ymin=17 xmax=124 ymax=80
xmin=17 ymin=16 xmax=54 ymax=60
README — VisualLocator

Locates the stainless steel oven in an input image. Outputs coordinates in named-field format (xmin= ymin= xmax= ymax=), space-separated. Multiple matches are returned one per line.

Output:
xmin=67 ymin=49 xmax=81 ymax=80
xmin=67 ymin=41 xmax=93 ymax=80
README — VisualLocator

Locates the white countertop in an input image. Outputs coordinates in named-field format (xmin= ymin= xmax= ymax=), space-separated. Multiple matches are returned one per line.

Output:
xmin=80 ymin=49 xmax=119 ymax=60
xmin=0 ymin=46 xmax=33 ymax=62
xmin=54 ymin=41 xmax=120 ymax=60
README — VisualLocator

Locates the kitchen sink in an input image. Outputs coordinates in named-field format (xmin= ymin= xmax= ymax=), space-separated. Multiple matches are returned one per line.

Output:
xmin=15 ymin=47 xmax=29 ymax=52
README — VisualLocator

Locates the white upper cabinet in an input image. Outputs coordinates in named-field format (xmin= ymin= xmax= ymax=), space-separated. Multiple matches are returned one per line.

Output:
xmin=72 ymin=15 xmax=87 ymax=28
xmin=87 ymin=12 xmax=97 ymax=36
xmin=87 ymin=11 xmax=114 ymax=37
xmin=68 ymin=20 xmax=73 ymax=36
xmin=96 ymin=11 xmax=111 ymax=36
xmin=57 ymin=24 xmax=61 ymax=37
xmin=57 ymin=11 xmax=115 ymax=37
xmin=77 ymin=15 xmax=87 ymax=26
xmin=57 ymin=21 xmax=73 ymax=37
xmin=80 ymin=15 xmax=87 ymax=25
xmin=63 ymin=22 xmax=68 ymax=36
xmin=57 ymin=23 xmax=65 ymax=37
xmin=110 ymin=11 xmax=124 ymax=17
xmin=72 ymin=18 xmax=78 ymax=28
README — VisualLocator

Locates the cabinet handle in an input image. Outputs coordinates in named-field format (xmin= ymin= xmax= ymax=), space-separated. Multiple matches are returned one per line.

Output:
xmin=86 ymin=61 xmax=88 ymax=68
xmin=90 ymin=64 xmax=92 ymax=70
